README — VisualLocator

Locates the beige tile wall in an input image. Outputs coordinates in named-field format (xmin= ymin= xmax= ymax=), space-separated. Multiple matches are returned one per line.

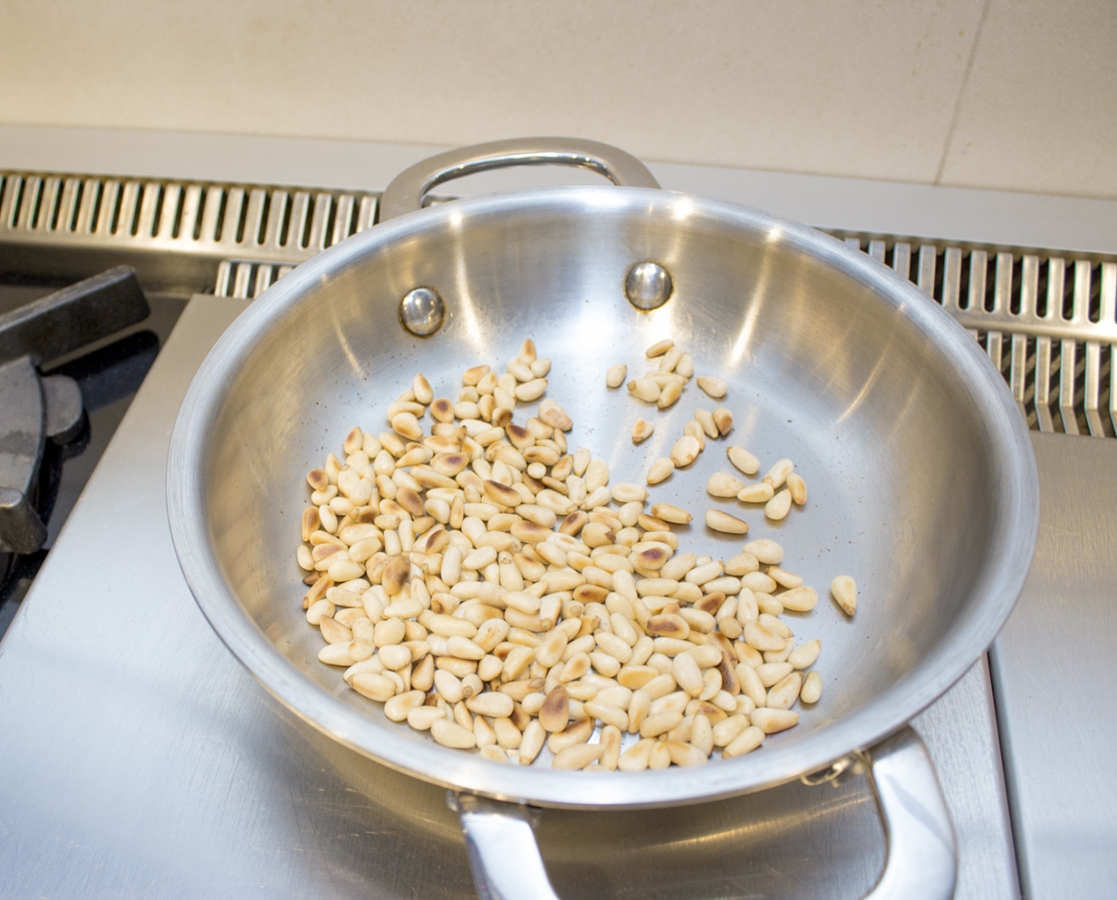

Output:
xmin=0 ymin=0 xmax=1113 ymax=198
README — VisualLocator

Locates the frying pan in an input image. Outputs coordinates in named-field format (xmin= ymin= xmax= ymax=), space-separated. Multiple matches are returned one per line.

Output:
xmin=167 ymin=139 xmax=1039 ymax=899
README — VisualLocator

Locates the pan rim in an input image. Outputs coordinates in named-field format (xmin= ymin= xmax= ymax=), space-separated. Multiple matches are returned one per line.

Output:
xmin=167 ymin=184 xmax=1039 ymax=809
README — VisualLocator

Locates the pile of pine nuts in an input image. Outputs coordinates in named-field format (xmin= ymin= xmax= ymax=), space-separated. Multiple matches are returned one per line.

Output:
xmin=296 ymin=338 xmax=856 ymax=770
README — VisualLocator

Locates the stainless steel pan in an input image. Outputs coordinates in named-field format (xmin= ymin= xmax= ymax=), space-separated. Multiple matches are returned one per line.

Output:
xmin=167 ymin=139 xmax=1039 ymax=900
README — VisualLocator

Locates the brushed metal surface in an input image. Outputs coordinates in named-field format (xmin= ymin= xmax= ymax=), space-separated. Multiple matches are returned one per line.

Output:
xmin=167 ymin=183 xmax=1038 ymax=809
xmin=0 ymin=297 xmax=1018 ymax=898
xmin=990 ymin=432 xmax=1117 ymax=899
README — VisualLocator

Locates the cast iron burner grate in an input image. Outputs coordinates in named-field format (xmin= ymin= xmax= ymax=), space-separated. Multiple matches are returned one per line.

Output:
xmin=0 ymin=267 xmax=150 ymax=609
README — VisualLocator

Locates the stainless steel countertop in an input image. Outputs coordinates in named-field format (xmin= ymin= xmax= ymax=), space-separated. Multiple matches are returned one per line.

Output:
xmin=990 ymin=433 xmax=1117 ymax=898
xmin=0 ymin=296 xmax=1023 ymax=898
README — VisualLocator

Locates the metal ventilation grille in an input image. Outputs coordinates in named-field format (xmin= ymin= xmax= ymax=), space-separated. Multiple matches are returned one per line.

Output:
xmin=1 ymin=168 xmax=1114 ymax=438
xmin=838 ymin=237 xmax=1116 ymax=438
xmin=0 ymin=170 xmax=379 ymax=290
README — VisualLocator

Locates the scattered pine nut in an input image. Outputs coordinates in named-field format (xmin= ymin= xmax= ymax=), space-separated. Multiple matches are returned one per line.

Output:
xmin=670 ymin=435 xmax=701 ymax=467
xmin=645 ymin=339 xmax=674 ymax=358
xmin=712 ymin=408 xmax=733 ymax=436
xmin=726 ymin=446 xmax=760 ymax=476
xmin=765 ymin=489 xmax=792 ymax=520
xmin=606 ymin=364 xmax=627 ymax=388
xmin=738 ymin=483 xmax=775 ymax=503
xmin=647 ymin=458 xmax=675 ymax=485
xmin=831 ymin=575 xmax=857 ymax=616
xmin=787 ymin=472 xmax=808 ymax=505
xmin=801 ymin=671 xmax=823 ymax=704
xmin=632 ymin=419 xmax=655 ymax=444
xmin=706 ymin=472 xmax=745 ymax=498
xmin=705 ymin=509 xmax=749 ymax=535
xmin=696 ymin=376 xmax=727 ymax=399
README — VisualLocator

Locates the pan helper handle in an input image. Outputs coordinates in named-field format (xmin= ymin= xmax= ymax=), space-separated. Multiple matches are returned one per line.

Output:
xmin=378 ymin=137 xmax=661 ymax=223
xmin=448 ymin=726 xmax=955 ymax=900
xmin=449 ymin=793 xmax=561 ymax=900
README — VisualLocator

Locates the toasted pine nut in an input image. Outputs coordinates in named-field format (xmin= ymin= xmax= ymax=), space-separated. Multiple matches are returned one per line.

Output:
xmin=538 ymin=399 xmax=572 ymax=431
xmin=706 ymin=472 xmax=745 ymax=498
xmin=722 ymin=725 xmax=765 ymax=757
xmin=647 ymin=458 xmax=675 ymax=485
xmin=606 ymin=364 xmax=627 ymax=388
xmin=632 ymin=419 xmax=655 ymax=444
xmin=766 ymin=672 xmax=803 ymax=710
xmin=743 ymin=539 xmax=783 ymax=565
xmin=687 ymin=408 xmax=715 ymax=440
xmin=515 ymin=378 xmax=548 ymax=402
xmin=650 ymin=503 xmax=692 ymax=525
xmin=696 ymin=376 xmax=727 ymax=399
xmin=788 ymin=639 xmax=821 ymax=669
xmin=628 ymin=378 xmax=661 ymax=403
xmin=658 ymin=379 xmax=683 ymax=409
xmin=553 ymin=742 xmax=604 ymax=770
xmin=831 ymin=575 xmax=858 ymax=616
xmin=750 ymin=708 xmax=800 ymax=734
xmin=801 ymin=671 xmax=823 ymax=704
xmin=764 ymin=489 xmax=792 ymax=520
xmin=705 ymin=509 xmax=749 ymax=535
xmin=779 ymin=586 xmax=818 ymax=612
xmin=787 ymin=472 xmax=808 ymax=505
xmin=666 ymin=741 xmax=708 ymax=767
xmin=618 ymin=738 xmax=655 ymax=772
xmin=670 ymin=435 xmax=701 ymax=467
xmin=762 ymin=458 xmax=794 ymax=489
xmin=431 ymin=718 xmax=477 ymax=749
xmin=726 ymin=446 xmax=760 ymax=475
xmin=712 ymin=408 xmax=733 ymax=435
xmin=738 ymin=483 xmax=774 ymax=503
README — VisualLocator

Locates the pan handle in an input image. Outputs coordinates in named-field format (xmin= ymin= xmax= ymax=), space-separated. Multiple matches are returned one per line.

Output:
xmin=378 ymin=137 xmax=661 ymax=223
xmin=449 ymin=726 xmax=956 ymax=900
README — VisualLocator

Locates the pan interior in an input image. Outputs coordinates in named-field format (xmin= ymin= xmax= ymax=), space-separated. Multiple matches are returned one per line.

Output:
xmin=187 ymin=187 xmax=1030 ymax=807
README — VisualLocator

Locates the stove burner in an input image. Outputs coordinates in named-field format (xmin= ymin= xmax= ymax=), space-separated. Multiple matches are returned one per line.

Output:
xmin=0 ymin=267 xmax=149 ymax=555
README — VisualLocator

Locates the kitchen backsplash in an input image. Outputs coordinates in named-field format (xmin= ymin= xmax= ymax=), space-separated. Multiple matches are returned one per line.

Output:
xmin=0 ymin=0 xmax=1113 ymax=200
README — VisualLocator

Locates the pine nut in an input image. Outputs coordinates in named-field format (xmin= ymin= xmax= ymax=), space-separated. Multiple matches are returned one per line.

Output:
xmin=645 ymin=339 xmax=674 ymax=358
xmin=788 ymin=639 xmax=821 ymax=669
xmin=712 ymin=408 xmax=733 ymax=436
xmin=628 ymin=378 xmax=661 ymax=403
xmin=722 ymin=725 xmax=765 ymax=758
xmin=750 ymin=708 xmax=799 ymax=734
xmin=801 ymin=671 xmax=823 ymax=704
xmin=670 ymin=435 xmax=701 ymax=467
xmin=831 ymin=575 xmax=858 ymax=616
xmin=766 ymin=672 xmax=803 ymax=710
xmin=606 ymin=364 xmax=627 ymax=388
xmin=632 ymin=419 xmax=655 ymax=444
xmin=764 ymin=489 xmax=792 ymax=520
xmin=738 ymin=483 xmax=774 ymax=503
xmin=779 ymin=586 xmax=818 ymax=612
xmin=646 ymin=458 xmax=674 ymax=484
xmin=696 ymin=376 xmax=727 ymax=399
xmin=658 ymin=379 xmax=683 ymax=409
xmin=552 ymin=742 xmax=604 ymax=770
xmin=726 ymin=446 xmax=760 ymax=476
xmin=431 ymin=718 xmax=477 ymax=749
xmin=706 ymin=472 xmax=745 ymax=498
xmin=705 ymin=509 xmax=749 ymax=535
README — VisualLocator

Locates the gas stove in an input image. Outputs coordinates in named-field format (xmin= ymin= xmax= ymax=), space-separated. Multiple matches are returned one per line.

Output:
xmin=0 ymin=131 xmax=1112 ymax=899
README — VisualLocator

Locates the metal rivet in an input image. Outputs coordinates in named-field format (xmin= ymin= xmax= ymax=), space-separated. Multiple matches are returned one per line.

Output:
xmin=399 ymin=287 xmax=445 ymax=336
xmin=625 ymin=262 xmax=673 ymax=310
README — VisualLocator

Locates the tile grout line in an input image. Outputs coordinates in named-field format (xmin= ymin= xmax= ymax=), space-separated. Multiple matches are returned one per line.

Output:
xmin=934 ymin=0 xmax=994 ymax=186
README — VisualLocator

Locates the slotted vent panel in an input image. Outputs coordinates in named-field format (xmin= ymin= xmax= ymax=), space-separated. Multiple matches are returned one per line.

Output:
xmin=0 ymin=170 xmax=378 ymax=260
